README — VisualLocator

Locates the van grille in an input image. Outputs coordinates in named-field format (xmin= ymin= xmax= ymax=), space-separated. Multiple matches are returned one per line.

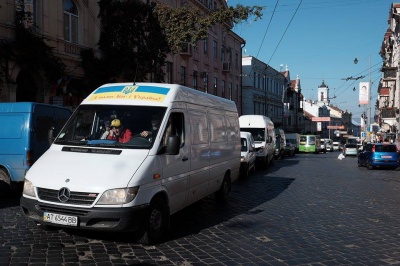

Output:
xmin=37 ymin=188 xmax=98 ymax=206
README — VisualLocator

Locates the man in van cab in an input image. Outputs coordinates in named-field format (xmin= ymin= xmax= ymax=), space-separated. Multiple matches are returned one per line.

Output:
xmin=140 ymin=115 xmax=161 ymax=142
xmin=107 ymin=119 xmax=132 ymax=143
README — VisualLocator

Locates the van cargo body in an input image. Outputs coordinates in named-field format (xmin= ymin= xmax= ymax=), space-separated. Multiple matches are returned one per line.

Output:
xmin=285 ymin=133 xmax=300 ymax=153
xmin=20 ymin=83 xmax=241 ymax=244
xmin=239 ymin=115 xmax=275 ymax=168
xmin=0 ymin=102 xmax=71 ymax=193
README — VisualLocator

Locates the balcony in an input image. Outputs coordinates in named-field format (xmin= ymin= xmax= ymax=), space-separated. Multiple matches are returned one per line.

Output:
xmin=381 ymin=66 xmax=397 ymax=80
xmin=179 ymin=42 xmax=192 ymax=57
xmin=222 ymin=62 xmax=231 ymax=72
xmin=380 ymin=107 xmax=398 ymax=119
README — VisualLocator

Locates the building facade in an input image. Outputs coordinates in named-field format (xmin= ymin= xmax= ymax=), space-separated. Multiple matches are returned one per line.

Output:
xmin=241 ymin=56 xmax=289 ymax=129
xmin=378 ymin=3 xmax=400 ymax=135
xmin=0 ymin=0 xmax=244 ymax=111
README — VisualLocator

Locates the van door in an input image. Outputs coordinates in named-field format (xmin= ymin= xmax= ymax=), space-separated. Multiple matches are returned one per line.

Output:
xmin=187 ymin=109 xmax=210 ymax=205
xmin=159 ymin=111 xmax=191 ymax=213
xmin=31 ymin=105 xmax=56 ymax=164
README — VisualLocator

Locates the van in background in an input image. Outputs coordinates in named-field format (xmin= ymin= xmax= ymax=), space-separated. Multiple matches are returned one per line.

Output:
xmin=239 ymin=115 xmax=275 ymax=168
xmin=240 ymin=131 xmax=256 ymax=178
xmin=285 ymin=133 xmax=300 ymax=153
xmin=21 ymin=83 xmax=241 ymax=245
xmin=0 ymin=102 xmax=71 ymax=194
xmin=274 ymin=128 xmax=286 ymax=159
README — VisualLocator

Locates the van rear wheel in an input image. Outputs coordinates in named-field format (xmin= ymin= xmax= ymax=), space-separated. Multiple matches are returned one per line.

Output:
xmin=138 ymin=197 xmax=168 ymax=245
xmin=216 ymin=175 xmax=231 ymax=202
xmin=0 ymin=169 xmax=11 ymax=195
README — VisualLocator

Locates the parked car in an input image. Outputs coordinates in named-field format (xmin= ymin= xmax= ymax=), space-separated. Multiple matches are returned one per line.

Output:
xmin=343 ymin=144 xmax=359 ymax=157
xmin=320 ymin=139 xmax=327 ymax=153
xmin=240 ymin=131 xmax=256 ymax=178
xmin=358 ymin=143 xmax=400 ymax=170
xmin=324 ymin=139 xmax=333 ymax=152
xmin=333 ymin=141 xmax=341 ymax=151
xmin=284 ymin=143 xmax=296 ymax=157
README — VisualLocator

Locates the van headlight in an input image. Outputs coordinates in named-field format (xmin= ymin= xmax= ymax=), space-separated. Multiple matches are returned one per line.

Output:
xmin=23 ymin=179 xmax=36 ymax=197
xmin=97 ymin=187 xmax=139 ymax=205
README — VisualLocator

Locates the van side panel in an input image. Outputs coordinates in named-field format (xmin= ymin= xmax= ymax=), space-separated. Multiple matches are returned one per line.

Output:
xmin=0 ymin=114 xmax=28 ymax=182
xmin=0 ymin=103 xmax=71 ymax=183
xmin=187 ymin=108 xmax=210 ymax=205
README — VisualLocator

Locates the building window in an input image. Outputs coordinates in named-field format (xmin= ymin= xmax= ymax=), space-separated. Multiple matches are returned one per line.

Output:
xmin=193 ymin=70 xmax=198 ymax=90
xmin=235 ymin=52 xmax=239 ymax=68
xmin=166 ymin=62 xmax=173 ymax=83
xmin=213 ymin=40 xmax=218 ymax=59
xmin=221 ymin=46 xmax=225 ymax=61
xmin=64 ymin=0 xmax=78 ymax=43
xmin=203 ymin=38 xmax=208 ymax=54
xmin=213 ymin=77 xmax=218 ymax=95
xmin=229 ymin=82 xmax=232 ymax=100
xmin=221 ymin=80 xmax=225 ymax=97
xmin=180 ymin=66 xmax=186 ymax=86
xmin=203 ymin=73 xmax=208 ymax=93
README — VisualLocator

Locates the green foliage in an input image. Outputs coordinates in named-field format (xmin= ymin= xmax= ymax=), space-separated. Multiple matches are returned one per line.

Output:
xmin=153 ymin=3 xmax=264 ymax=53
xmin=93 ymin=0 xmax=168 ymax=83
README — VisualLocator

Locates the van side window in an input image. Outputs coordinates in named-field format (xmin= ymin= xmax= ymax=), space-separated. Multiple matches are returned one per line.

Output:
xmin=161 ymin=112 xmax=185 ymax=147
xmin=189 ymin=111 xmax=208 ymax=144
xmin=225 ymin=115 xmax=239 ymax=142
xmin=209 ymin=113 xmax=226 ymax=143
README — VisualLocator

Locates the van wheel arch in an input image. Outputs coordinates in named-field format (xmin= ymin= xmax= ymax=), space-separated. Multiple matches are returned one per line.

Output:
xmin=138 ymin=193 xmax=170 ymax=245
xmin=0 ymin=168 xmax=11 ymax=195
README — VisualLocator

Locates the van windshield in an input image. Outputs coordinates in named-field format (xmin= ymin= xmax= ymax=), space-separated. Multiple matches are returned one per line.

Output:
xmin=54 ymin=105 xmax=167 ymax=149
xmin=240 ymin=128 xmax=265 ymax=142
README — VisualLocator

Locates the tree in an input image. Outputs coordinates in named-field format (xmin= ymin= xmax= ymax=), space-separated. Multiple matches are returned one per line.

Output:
xmin=81 ymin=0 xmax=264 ymax=88
xmin=153 ymin=3 xmax=263 ymax=54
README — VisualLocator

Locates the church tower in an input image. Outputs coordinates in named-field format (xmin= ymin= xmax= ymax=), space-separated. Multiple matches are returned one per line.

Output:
xmin=317 ymin=80 xmax=329 ymax=106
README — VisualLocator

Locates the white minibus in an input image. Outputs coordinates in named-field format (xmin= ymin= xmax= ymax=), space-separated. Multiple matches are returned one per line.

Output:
xmin=21 ymin=83 xmax=241 ymax=244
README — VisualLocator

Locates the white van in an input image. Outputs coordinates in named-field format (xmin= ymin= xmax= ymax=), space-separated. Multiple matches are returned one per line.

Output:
xmin=239 ymin=115 xmax=275 ymax=168
xmin=20 ymin=83 xmax=241 ymax=244
xmin=240 ymin=131 xmax=256 ymax=178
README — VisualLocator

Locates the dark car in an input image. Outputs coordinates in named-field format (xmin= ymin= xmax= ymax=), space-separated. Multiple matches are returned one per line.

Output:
xmin=284 ymin=143 xmax=295 ymax=157
xmin=358 ymin=143 xmax=400 ymax=170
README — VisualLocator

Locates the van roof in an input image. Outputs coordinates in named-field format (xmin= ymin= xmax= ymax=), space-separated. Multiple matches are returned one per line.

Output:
xmin=0 ymin=102 xmax=70 ymax=113
xmin=82 ymin=82 xmax=237 ymax=112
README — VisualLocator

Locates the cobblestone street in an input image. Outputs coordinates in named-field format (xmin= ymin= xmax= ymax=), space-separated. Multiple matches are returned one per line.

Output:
xmin=1 ymin=152 xmax=400 ymax=265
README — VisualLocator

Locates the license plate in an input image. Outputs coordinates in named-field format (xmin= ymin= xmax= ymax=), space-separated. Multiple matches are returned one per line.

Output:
xmin=43 ymin=212 xmax=78 ymax=226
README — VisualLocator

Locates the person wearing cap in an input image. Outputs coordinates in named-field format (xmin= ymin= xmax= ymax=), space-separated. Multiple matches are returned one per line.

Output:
xmin=140 ymin=115 xmax=160 ymax=142
xmin=107 ymin=119 xmax=132 ymax=143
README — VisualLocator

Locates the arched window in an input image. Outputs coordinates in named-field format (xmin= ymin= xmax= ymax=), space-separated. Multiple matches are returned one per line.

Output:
xmin=63 ymin=0 xmax=78 ymax=43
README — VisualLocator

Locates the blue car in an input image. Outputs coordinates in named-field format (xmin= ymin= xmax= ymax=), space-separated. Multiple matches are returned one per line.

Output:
xmin=358 ymin=143 xmax=400 ymax=170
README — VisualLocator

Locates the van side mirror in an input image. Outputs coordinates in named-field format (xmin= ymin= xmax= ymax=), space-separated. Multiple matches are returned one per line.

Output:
xmin=166 ymin=135 xmax=180 ymax=155
xmin=48 ymin=126 xmax=55 ymax=146
xmin=249 ymin=145 xmax=255 ymax=152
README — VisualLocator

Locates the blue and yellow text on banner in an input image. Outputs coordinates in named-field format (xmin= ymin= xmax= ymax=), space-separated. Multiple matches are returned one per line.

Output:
xmin=88 ymin=85 xmax=170 ymax=102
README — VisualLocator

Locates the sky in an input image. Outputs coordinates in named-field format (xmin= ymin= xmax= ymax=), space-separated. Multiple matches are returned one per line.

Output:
xmin=227 ymin=0 xmax=392 ymax=122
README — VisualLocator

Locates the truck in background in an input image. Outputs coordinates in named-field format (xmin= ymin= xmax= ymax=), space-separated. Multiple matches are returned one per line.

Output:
xmin=285 ymin=133 xmax=300 ymax=153
xmin=239 ymin=115 xmax=275 ymax=168
xmin=0 ymin=102 xmax=71 ymax=194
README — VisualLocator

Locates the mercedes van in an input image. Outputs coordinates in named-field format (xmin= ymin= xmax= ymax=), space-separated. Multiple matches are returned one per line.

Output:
xmin=20 ymin=83 xmax=241 ymax=245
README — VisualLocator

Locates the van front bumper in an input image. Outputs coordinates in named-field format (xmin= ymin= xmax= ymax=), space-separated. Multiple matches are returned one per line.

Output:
xmin=20 ymin=196 xmax=149 ymax=232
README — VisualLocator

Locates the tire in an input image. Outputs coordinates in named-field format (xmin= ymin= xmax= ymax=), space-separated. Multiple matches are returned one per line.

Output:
xmin=367 ymin=161 xmax=373 ymax=170
xmin=216 ymin=175 xmax=231 ymax=202
xmin=138 ymin=197 xmax=168 ymax=245
xmin=0 ymin=169 xmax=11 ymax=195
xmin=357 ymin=159 xmax=362 ymax=167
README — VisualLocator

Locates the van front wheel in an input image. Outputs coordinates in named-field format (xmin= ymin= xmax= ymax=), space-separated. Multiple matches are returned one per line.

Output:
xmin=138 ymin=197 xmax=168 ymax=245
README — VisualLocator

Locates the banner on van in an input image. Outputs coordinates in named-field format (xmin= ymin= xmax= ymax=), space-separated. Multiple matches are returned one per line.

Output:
xmin=88 ymin=85 xmax=170 ymax=102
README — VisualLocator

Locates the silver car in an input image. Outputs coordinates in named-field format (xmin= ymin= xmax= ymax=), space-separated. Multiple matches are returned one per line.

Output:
xmin=343 ymin=144 xmax=358 ymax=157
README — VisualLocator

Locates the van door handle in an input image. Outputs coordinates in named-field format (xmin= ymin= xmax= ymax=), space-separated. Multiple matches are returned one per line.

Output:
xmin=182 ymin=156 xmax=188 ymax=161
